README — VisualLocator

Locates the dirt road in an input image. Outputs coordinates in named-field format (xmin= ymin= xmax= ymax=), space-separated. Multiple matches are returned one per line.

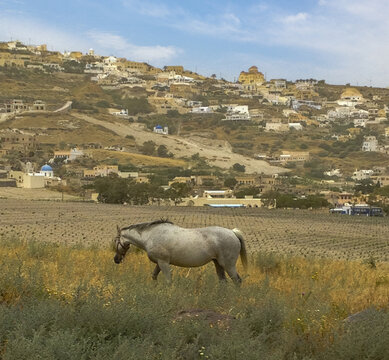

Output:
xmin=73 ymin=113 xmax=287 ymax=175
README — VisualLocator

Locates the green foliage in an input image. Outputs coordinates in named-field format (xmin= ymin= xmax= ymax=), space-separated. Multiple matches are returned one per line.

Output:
xmin=93 ymin=176 xmax=192 ymax=204
xmin=157 ymin=144 xmax=171 ymax=158
xmin=232 ymin=163 xmax=246 ymax=172
xmin=303 ymin=158 xmax=328 ymax=179
xmin=71 ymin=99 xmax=96 ymax=111
xmin=373 ymin=185 xmax=389 ymax=197
xmin=94 ymin=176 xmax=131 ymax=204
xmin=261 ymin=191 xmax=329 ymax=209
xmin=235 ymin=186 xmax=261 ymax=199
xmin=109 ymin=94 xmax=153 ymax=116
xmin=62 ymin=60 xmax=85 ymax=74
xmin=224 ymin=177 xmax=237 ymax=189
xmin=354 ymin=179 xmax=378 ymax=195
xmin=140 ymin=140 xmax=156 ymax=156
xmin=96 ymin=100 xmax=110 ymax=108
xmin=165 ymin=182 xmax=192 ymax=205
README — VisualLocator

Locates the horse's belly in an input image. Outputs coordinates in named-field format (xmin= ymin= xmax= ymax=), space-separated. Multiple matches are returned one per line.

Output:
xmin=169 ymin=249 xmax=214 ymax=267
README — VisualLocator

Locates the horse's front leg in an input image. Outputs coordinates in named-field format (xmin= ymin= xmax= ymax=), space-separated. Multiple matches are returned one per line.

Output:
xmin=152 ymin=264 xmax=161 ymax=280
xmin=157 ymin=260 xmax=172 ymax=284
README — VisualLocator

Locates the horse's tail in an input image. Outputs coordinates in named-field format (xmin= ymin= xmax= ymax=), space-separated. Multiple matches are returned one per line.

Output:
xmin=232 ymin=228 xmax=248 ymax=270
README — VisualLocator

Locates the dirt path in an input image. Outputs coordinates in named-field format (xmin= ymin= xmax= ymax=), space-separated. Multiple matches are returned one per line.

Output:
xmin=73 ymin=112 xmax=287 ymax=175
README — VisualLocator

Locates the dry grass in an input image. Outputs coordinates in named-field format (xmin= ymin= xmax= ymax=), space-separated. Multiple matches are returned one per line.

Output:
xmin=86 ymin=149 xmax=187 ymax=167
xmin=0 ymin=187 xmax=81 ymax=201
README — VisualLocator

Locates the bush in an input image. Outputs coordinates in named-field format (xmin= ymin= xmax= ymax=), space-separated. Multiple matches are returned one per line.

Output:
xmin=232 ymin=163 xmax=246 ymax=172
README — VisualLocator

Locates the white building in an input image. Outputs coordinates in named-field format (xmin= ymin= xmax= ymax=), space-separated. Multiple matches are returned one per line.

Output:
xmin=288 ymin=123 xmax=303 ymax=131
xmin=324 ymin=169 xmax=342 ymax=177
xmin=337 ymin=88 xmax=364 ymax=107
xmin=352 ymin=169 xmax=374 ymax=181
xmin=53 ymin=148 xmax=84 ymax=163
xmin=354 ymin=118 xmax=367 ymax=127
xmin=295 ymin=79 xmax=317 ymax=90
xmin=112 ymin=109 xmax=128 ymax=116
xmin=40 ymin=164 xmax=54 ymax=177
xmin=223 ymin=113 xmax=251 ymax=121
xmin=103 ymin=56 xmax=117 ymax=64
xmin=224 ymin=104 xmax=249 ymax=114
xmin=191 ymin=106 xmax=212 ymax=114
xmin=362 ymin=136 xmax=378 ymax=152
xmin=153 ymin=125 xmax=168 ymax=135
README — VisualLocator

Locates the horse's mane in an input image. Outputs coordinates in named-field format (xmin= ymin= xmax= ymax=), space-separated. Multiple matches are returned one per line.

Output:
xmin=121 ymin=218 xmax=173 ymax=232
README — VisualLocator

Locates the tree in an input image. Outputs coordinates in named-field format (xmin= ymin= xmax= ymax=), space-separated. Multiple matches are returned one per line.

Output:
xmin=354 ymin=179 xmax=377 ymax=195
xmin=94 ymin=176 xmax=131 ymax=204
xmin=141 ymin=141 xmax=156 ymax=156
xmin=235 ymin=186 xmax=261 ymax=199
xmin=166 ymin=182 xmax=192 ymax=205
xmin=232 ymin=163 xmax=246 ymax=172
xmin=224 ymin=177 xmax=237 ymax=189
xmin=157 ymin=145 xmax=169 ymax=158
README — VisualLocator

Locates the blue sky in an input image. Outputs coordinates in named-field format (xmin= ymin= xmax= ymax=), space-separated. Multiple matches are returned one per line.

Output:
xmin=1 ymin=0 xmax=388 ymax=86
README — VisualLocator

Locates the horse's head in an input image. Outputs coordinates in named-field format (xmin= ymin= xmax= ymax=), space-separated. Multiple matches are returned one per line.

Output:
xmin=113 ymin=225 xmax=130 ymax=264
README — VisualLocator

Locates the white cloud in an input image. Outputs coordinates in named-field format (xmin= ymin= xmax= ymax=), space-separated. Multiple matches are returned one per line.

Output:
xmin=86 ymin=31 xmax=181 ymax=64
xmin=174 ymin=12 xmax=256 ymax=42
xmin=121 ymin=0 xmax=171 ymax=18
xmin=281 ymin=12 xmax=308 ymax=24
xmin=0 ymin=14 xmax=89 ymax=51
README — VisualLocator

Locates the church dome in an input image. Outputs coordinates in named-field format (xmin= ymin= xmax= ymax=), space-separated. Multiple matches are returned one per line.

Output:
xmin=41 ymin=164 xmax=53 ymax=171
xmin=248 ymin=66 xmax=259 ymax=73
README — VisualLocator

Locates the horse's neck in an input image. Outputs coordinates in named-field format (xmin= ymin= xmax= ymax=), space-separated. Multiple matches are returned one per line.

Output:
xmin=123 ymin=230 xmax=146 ymax=250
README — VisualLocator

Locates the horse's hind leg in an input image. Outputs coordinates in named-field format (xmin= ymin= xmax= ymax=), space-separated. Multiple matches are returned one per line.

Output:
xmin=225 ymin=266 xmax=242 ymax=285
xmin=157 ymin=260 xmax=172 ymax=284
xmin=152 ymin=264 xmax=161 ymax=280
xmin=213 ymin=259 xmax=227 ymax=281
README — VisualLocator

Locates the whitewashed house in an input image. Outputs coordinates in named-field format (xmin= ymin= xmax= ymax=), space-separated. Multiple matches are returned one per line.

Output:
xmin=153 ymin=125 xmax=168 ymax=135
xmin=362 ymin=136 xmax=378 ymax=152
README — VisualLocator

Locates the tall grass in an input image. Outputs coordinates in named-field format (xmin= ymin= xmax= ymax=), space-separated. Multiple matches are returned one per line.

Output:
xmin=0 ymin=237 xmax=388 ymax=359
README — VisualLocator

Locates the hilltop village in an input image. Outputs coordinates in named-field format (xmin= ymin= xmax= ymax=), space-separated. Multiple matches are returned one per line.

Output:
xmin=0 ymin=40 xmax=388 ymax=211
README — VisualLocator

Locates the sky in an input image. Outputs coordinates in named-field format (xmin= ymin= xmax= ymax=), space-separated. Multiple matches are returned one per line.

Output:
xmin=0 ymin=0 xmax=388 ymax=87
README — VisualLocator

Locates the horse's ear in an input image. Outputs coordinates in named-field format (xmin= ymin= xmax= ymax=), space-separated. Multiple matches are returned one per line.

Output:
xmin=117 ymin=225 xmax=121 ymax=233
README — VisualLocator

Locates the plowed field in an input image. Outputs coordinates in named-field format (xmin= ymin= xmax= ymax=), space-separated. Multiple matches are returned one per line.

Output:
xmin=1 ymin=199 xmax=388 ymax=261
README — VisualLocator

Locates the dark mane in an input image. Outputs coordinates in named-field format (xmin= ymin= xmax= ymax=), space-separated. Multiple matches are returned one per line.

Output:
xmin=121 ymin=218 xmax=173 ymax=232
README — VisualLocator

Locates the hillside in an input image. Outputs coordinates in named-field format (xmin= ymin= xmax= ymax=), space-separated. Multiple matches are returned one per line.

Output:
xmin=0 ymin=63 xmax=388 ymax=183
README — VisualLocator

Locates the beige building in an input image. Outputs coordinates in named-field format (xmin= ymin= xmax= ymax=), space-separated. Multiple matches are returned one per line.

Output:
xmin=118 ymin=60 xmax=151 ymax=73
xmin=265 ymin=123 xmax=289 ymax=132
xmin=0 ymin=130 xmax=36 ymax=153
xmin=22 ymin=174 xmax=45 ymax=188
xmin=31 ymin=100 xmax=46 ymax=111
xmin=4 ymin=99 xmax=28 ymax=112
xmin=182 ymin=190 xmax=262 ymax=207
xmin=0 ymin=52 xmax=27 ymax=67
xmin=371 ymin=175 xmax=389 ymax=187
xmin=279 ymin=151 xmax=310 ymax=163
xmin=337 ymin=88 xmax=364 ymax=106
xmin=238 ymin=66 xmax=265 ymax=91
xmin=83 ymin=165 xmax=119 ymax=178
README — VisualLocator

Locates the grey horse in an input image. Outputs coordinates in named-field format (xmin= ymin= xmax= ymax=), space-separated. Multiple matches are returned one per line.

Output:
xmin=113 ymin=219 xmax=247 ymax=284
